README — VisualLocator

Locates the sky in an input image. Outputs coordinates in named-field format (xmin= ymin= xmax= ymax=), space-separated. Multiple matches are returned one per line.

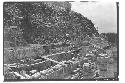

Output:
xmin=70 ymin=2 xmax=117 ymax=33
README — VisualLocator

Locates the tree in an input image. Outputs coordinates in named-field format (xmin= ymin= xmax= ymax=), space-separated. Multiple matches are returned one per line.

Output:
xmin=100 ymin=33 xmax=117 ymax=46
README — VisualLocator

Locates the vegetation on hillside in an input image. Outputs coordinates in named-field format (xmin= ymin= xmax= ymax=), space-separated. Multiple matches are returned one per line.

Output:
xmin=4 ymin=2 xmax=99 ymax=47
xmin=100 ymin=33 xmax=117 ymax=46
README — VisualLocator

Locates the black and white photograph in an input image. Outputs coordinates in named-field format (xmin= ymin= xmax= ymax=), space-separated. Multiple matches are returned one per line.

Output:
xmin=3 ymin=1 xmax=119 ymax=81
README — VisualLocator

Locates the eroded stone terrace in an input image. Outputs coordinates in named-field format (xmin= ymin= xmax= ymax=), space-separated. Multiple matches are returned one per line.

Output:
xmin=4 ymin=37 xmax=114 ymax=79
